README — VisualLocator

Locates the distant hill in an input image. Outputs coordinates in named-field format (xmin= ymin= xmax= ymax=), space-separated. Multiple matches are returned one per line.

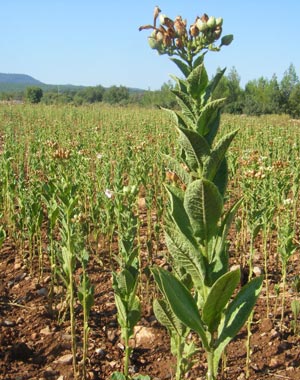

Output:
xmin=0 ymin=73 xmax=43 ymax=85
xmin=0 ymin=73 xmax=144 ymax=94
xmin=0 ymin=73 xmax=86 ymax=93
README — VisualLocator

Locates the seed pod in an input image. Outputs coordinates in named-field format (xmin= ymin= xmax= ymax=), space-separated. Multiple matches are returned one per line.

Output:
xmin=201 ymin=13 xmax=209 ymax=22
xmin=190 ymin=24 xmax=199 ymax=37
xmin=174 ymin=16 xmax=187 ymax=36
xmin=175 ymin=38 xmax=184 ymax=48
xmin=163 ymin=34 xmax=172 ymax=47
xmin=214 ymin=26 xmax=222 ymax=40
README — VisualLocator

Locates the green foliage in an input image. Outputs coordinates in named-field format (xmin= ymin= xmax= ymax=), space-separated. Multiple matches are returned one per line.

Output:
xmin=103 ymin=85 xmax=129 ymax=104
xmin=25 ymin=86 xmax=43 ymax=104
xmin=139 ymin=8 xmax=263 ymax=379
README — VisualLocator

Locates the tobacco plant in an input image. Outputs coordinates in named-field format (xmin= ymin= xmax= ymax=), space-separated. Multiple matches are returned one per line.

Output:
xmin=140 ymin=7 xmax=263 ymax=380
xmin=109 ymin=186 xmax=148 ymax=380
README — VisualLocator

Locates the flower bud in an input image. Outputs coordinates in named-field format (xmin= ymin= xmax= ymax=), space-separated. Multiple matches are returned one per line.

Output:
xmin=216 ymin=17 xmax=223 ymax=27
xmin=207 ymin=16 xmax=216 ymax=28
xmin=196 ymin=19 xmax=208 ymax=32
xmin=148 ymin=36 xmax=160 ymax=49
xmin=175 ymin=38 xmax=184 ymax=49
xmin=174 ymin=16 xmax=187 ymax=36
xmin=163 ymin=34 xmax=172 ymax=47
xmin=220 ymin=34 xmax=234 ymax=46
xmin=201 ymin=13 xmax=209 ymax=22
xmin=190 ymin=24 xmax=199 ymax=37
xmin=153 ymin=6 xmax=161 ymax=22
xmin=214 ymin=27 xmax=222 ymax=40
xmin=159 ymin=13 xmax=167 ymax=25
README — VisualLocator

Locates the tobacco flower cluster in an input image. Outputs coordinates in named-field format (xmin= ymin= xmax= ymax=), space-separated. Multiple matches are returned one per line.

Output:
xmin=139 ymin=6 xmax=233 ymax=58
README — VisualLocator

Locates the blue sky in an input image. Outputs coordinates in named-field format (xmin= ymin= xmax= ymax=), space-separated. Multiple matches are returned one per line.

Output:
xmin=1 ymin=1 xmax=299 ymax=90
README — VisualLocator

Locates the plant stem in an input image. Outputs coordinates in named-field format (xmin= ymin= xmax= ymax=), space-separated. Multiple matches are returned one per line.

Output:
xmin=124 ymin=327 xmax=130 ymax=379
xmin=69 ymin=277 xmax=77 ymax=380
xmin=207 ymin=350 xmax=216 ymax=380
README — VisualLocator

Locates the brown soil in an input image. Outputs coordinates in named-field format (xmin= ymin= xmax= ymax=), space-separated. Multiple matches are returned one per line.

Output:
xmin=1 ymin=215 xmax=300 ymax=380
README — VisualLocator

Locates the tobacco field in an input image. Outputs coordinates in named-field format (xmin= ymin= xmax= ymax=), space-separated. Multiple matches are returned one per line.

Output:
xmin=0 ymin=104 xmax=300 ymax=380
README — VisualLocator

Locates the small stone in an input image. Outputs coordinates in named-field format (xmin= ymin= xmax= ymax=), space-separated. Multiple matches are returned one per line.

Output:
xmin=133 ymin=326 xmax=156 ymax=348
xmin=230 ymin=264 xmax=241 ymax=272
xmin=3 ymin=319 xmax=16 ymax=327
xmin=31 ymin=333 xmax=38 ymax=340
xmin=62 ymin=334 xmax=72 ymax=341
xmin=109 ymin=360 xmax=117 ymax=368
xmin=40 ymin=326 xmax=51 ymax=335
xmin=253 ymin=266 xmax=262 ymax=276
xmin=43 ymin=275 xmax=51 ymax=284
xmin=37 ymin=287 xmax=48 ymax=296
xmin=107 ymin=330 xmax=117 ymax=342
xmin=55 ymin=353 xmax=73 ymax=364
xmin=15 ymin=272 xmax=27 ymax=281
xmin=14 ymin=262 xmax=22 ymax=270
xmin=269 ymin=357 xmax=280 ymax=368
xmin=237 ymin=372 xmax=246 ymax=380
xmin=95 ymin=348 xmax=106 ymax=358
xmin=270 ymin=328 xmax=280 ymax=339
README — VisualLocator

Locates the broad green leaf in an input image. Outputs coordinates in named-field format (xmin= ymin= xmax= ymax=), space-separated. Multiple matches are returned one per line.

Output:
xmin=128 ymin=296 xmax=141 ymax=335
xmin=184 ymin=179 xmax=223 ymax=244
xmin=203 ymin=129 xmax=239 ymax=181
xmin=153 ymin=298 xmax=184 ymax=336
xmin=112 ymin=268 xmax=135 ymax=297
xmin=205 ymin=109 xmax=222 ymax=147
xmin=202 ymin=269 xmax=240 ymax=333
xmin=161 ymin=107 xmax=193 ymax=130
xmin=163 ymin=155 xmax=192 ymax=185
xmin=212 ymin=158 xmax=228 ymax=197
xmin=165 ymin=184 xmax=192 ymax=236
xmin=177 ymin=126 xmax=211 ymax=173
xmin=152 ymin=267 xmax=209 ymax=350
xmin=192 ymin=52 xmax=207 ymax=69
xmin=170 ymin=74 xmax=188 ymax=93
xmin=207 ymin=199 xmax=243 ymax=282
xmin=171 ymin=90 xmax=196 ymax=122
xmin=214 ymin=276 xmax=263 ymax=372
xmin=133 ymin=375 xmax=151 ymax=380
xmin=170 ymin=58 xmax=191 ymax=77
xmin=187 ymin=64 xmax=208 ymax=101
xmin=114 ymin=294 xmax=127 ymax=328
xmin=196 ymin=99 xmax=225 ymax=137
xmin=164 ymin=227 xmax=205 ymax=292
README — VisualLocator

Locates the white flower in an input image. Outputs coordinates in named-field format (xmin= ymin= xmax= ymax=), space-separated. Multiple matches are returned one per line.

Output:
xmin=283 ymin=198 xmax=293 ymax=206
xmin=104 ymin=189 xmax=113 ymax=199
xmin=96 ymin=153 xmax=103 ymax=160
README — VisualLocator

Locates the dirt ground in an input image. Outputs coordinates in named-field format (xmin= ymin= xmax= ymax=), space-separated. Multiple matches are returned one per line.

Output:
xmin=1 ymin=214 xmax=300 ymax=380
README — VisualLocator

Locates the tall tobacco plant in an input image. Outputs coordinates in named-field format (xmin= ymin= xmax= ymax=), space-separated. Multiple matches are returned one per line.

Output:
xmin=140 ymin=7 xmax=263 ymax=380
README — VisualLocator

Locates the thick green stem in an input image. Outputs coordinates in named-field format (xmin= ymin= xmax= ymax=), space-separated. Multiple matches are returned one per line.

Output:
xmin=263 ymin=226 xmax=270 ymax=317
xmin=69 ymin=272 xmax=77 ymax=379
xmin=123 ymin=327 xmax=130 ymax=379
xmin=207 ymin=350 xmax=216 ymax=380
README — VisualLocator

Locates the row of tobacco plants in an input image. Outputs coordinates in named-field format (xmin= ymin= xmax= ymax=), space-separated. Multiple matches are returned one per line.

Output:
xmin=0 ymin=8 xmax=300 ymax=380
xmin=1 ymin=102 xmax=300 ymax=380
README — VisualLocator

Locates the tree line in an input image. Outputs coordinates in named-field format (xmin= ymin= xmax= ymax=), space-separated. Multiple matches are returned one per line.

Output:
xmin=1 ymin=63 xmax=299 ymax=117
